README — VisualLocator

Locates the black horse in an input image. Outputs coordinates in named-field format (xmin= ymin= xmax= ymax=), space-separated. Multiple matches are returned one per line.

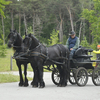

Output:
xmin=8 ymin=30 xmax=30 ymax=87
xmin=23 ymin=33 xmax=70 ymax=87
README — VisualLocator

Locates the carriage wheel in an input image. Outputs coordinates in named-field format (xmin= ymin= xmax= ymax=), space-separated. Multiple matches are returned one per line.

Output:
xmin=92 ymin=67 xmax=100 ymax=86
xmin=75 ymin=67 xmax=88 ymax=86
xmin=51 ymin=69 xmax=60 ymax=85
xmin=69 ymin=72 xmax=76 ymax=85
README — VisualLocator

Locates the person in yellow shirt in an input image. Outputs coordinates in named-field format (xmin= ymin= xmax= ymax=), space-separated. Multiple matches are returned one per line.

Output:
xmin=93 ymin=45 xmax=100 ymax=59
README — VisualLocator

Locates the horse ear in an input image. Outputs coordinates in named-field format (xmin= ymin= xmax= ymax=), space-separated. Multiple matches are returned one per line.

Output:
xmin=13 ymin=29 xmax=16 ymax=32
xmin=29 ymin=33 xmax=31 ymax=37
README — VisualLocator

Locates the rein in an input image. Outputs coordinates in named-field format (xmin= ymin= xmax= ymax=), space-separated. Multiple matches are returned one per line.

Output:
xmin=13 ymin=43 xmax=42 ymax=60
xmin=12 ymin=45 xmax=21 ymax=48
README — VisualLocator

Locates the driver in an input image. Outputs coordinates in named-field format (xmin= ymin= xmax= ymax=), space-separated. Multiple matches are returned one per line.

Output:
xmin=66 ymin=31 xmax=80 ymax=60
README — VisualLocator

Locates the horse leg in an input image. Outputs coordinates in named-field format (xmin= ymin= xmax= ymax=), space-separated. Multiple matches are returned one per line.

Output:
xmin=23 ymin=64 xmax=29 ymax=87
xmin=61 ymin=64 xmax=67 ymax=87
xmin=16 ymin=62 xmax=24 ymax=86
xmin=38 ymin=66 xmax=45 ymax=88
xmin=57 ymin=64 xmax=63 ymax=87
xmin=37 ymin=60 xmax=45 ymax=88
xmin=31 ymin=63 xmax=38 ymax=87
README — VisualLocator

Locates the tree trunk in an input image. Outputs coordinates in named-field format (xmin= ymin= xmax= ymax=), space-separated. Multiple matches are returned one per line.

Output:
xmin=66 ymin=6 xmax=74 ymax=31
xmin=23 ymin=13 xmax=27 ymax=33
xmin=59 ymin=10 xmax=63 ymax=42
xmin=11 ymin=10 xmax=14 ymax=30
xmin=33 ymin=13 xmax=35 ymax=35
xmin=83 ymin=19 xmax=85 ymax=39
xmin=59 ymin=19 xmax=63 ymax=42
xmin=36 ymin=14 xmax=41 ymax=39
xmin=1 ymin=15 xmax=5 ymax=45
xmin=79 ymin=20 xmax=83 ymax=41
xmin=19 ymin=12 xmax=21 ymax=35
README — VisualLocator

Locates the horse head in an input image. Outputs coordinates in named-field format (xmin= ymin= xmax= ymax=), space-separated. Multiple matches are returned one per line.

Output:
xmin=8 ymin=29 xmax=22 ymax=48
xmin=23 ymin=33 xmax=39 ymax=50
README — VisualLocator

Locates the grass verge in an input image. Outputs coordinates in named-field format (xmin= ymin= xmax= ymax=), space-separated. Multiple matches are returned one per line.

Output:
xmin=0 ymin=74 xmax=32 ymax=83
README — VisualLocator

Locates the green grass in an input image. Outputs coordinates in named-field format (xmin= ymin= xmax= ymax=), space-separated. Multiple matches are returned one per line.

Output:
xmin=0 ymin=74 xmax=32 ymax=83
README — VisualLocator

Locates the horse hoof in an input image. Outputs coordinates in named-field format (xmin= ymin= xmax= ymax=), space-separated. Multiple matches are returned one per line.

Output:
xmin=24 ymin=83 xmax=29 ymax=87
xmin=39 ymin=86 xmax=44 ymax=88
xmin=32 ymin=85 xmax=38 ymax=88
xmin=61 ymin=83 xmax=67 ymax=87
xmin=43 ymin=82 xmax=45 ymax=87
xmin=57 ymin=84 xmax=61 ymax=87
xmin=19 ymin=83 xmax=23 ymax=86
xmin=61 ymin=85 xmax=66 ymax=87
xmin=31 ymin=81 xmax=33 ymax=85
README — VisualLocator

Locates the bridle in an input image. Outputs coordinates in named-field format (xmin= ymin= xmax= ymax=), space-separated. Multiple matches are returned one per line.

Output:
xmin=24 ymin=35 xmax=41 ymax=52
xmin=8 ymin=32 xmax=21 ymax=48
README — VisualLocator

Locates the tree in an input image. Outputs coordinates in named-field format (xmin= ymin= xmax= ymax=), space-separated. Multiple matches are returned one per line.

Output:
xmin=48 ymin=29 xmax=59 ymax=45
xmin=0 ymin=0 xmax=12 ymax=45
xmin=0 ymin=0 xmax=93 ymax=45
xmin=0 ymin=0 xmax=12 ymax=17
xmin=82 ymin=0 xmax=100 ymax=44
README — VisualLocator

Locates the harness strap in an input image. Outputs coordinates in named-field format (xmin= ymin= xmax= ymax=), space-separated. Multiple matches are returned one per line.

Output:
xmin=30 ymin=52 xmax=47 ymax=60
xmin=29 ymin=44 xmax=41 ymax=52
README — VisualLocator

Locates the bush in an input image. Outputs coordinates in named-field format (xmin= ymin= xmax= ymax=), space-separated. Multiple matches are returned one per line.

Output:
xmin=48 ymin=29 xmax=59 ymax=46
xmin=90 ymin=43 xmax=98 ymax=50
xmin=80 ymin=37 xmax=89 ymax=47
xmin=0 ymin=45 xmax=7 ymax=57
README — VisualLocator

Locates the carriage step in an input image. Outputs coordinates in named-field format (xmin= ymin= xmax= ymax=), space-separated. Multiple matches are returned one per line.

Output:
xmin=76 ymin=55 xmax=93 ymax=58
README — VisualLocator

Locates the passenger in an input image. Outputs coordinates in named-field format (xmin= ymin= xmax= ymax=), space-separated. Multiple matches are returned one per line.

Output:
xmin=66 ymin=31 xmax=80 ymax=60
xmin=93 ymin=45 xmax=100 ymax=60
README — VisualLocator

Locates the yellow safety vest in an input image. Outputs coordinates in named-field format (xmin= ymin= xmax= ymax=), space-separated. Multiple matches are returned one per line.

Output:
xmin=93 ymin=50 xmax=100 ymax=54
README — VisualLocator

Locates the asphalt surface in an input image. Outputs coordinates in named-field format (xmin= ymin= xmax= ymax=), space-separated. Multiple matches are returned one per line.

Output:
xmin=0 ymin=72 xmax=100 ymax=100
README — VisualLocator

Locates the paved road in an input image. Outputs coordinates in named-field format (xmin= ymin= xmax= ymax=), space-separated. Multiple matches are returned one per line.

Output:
xmin=0 ymin=72 xmax=100 ymax=100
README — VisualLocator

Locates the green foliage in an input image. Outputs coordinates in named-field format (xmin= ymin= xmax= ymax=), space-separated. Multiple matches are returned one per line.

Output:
xmin=62 ymin=34 xmax=67 ymax=45
xmin=90 ymin=42 xmax=98 ymax=50
xmin=0 ymin=34 xmax=4 ymax=45
xmin=0 ymin=0 xmax=97 ymax=46
xmin=0 ymin=39 xmax=3 ymax=45
xmin=0 ymin=0 xmax=12 ymax=17
xmin=48 ymin=29 xmax=59 ymax=46
xmin=27 ymin=26 xmax=33 ymax=34
xmin=39 ymin=37 xmax=48 ymax=45
xmin=80 ymin=37 xmax=89 ymax=47
xmin=82 ymin=0 xmax=100 ymax=43
xmin=0 ymin=45 xmax=7 ymax=57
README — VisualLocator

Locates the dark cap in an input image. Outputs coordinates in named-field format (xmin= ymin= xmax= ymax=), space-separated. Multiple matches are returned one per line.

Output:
xmin=69 ymin=31 xmax=76 ymax=35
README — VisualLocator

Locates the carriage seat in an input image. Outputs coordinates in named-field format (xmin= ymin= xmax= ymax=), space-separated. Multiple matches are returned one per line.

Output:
xmin=73 ymin=47 xmax=93 ymax=58
xmin=84 ymin=48 xmax=93 ymax=52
